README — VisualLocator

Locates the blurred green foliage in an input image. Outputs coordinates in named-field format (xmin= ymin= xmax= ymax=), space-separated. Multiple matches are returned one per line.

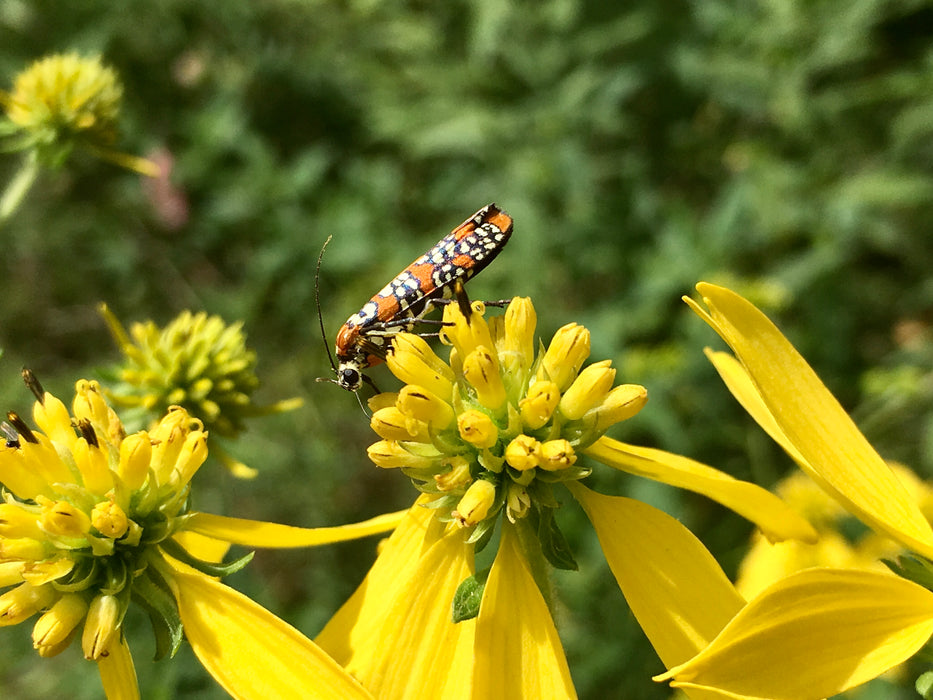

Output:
xmin=2 ymin=0 xmax=933 ymax=697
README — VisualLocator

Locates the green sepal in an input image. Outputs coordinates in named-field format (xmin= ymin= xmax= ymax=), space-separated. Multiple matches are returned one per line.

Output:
xmin=160 ymin=537 xmax=254 ymax=578
xmin=451 ymin=569 xmax=490 ymax=623
xmin=533 ymin=506 xmax=577 ymax=571
xmin=132 ymin=568 xmax=184 ymax=660
xmin=534 ymin=464 xmax=592 ymax=483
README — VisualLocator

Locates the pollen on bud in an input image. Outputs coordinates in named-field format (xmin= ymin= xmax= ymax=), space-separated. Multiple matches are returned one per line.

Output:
xmin=583 ymin=383 xmax=649 ymax=433
xmin=452 ymin=479 xmax=496 ymax=527
xmin=538 ymin=439 xmax=577 ymax=471
xmin=32 ymin=593 xmax=87 ymax=657
xmin=558 ymin=360 xmax=616 ymax=420
xmin=118 ymin=431 xmax=151 ymax=491
xmin=397 ymin=385 xmax=455 ymax=430
xmin=457 ymin=409 xmax=499 ymax=448
xmin=519 ymin=381 xmax=560 ymax=430
xmin=82 ymin=593 xmax=121 ymax=660
xmin=38 ymin=498 xmax=91 ymax=538
xmin=505 ymin=434 xmax=542 ymax=471
xmin=387 ymin=334 xmax=455 ymax=401
xmin=462 ymin=346 xmax=506 ymax=410
xmin=91 ymin=499 xmax=129 ymax=539
xmin=435 ymin=456 xmax=473 ymax=491
xmin=538 ymin=323 xmax=591 ymax=391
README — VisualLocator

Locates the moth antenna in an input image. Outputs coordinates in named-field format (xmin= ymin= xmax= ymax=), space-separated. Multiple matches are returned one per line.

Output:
xmin=315 ymin=235 xmax=339 ymax=376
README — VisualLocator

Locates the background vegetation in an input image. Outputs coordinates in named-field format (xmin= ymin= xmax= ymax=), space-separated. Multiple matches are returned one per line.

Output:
xmin=3 ymin=0 xmax=933 ymax=697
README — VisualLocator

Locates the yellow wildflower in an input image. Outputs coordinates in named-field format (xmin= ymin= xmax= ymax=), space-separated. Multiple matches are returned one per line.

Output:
xmin=318 ymin=297 xmax=817 ymax=698
xmin=0 ymin=373 xmax=402 ymax=699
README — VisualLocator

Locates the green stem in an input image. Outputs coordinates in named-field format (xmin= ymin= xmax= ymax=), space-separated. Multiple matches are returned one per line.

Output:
xmin=0 ymin=150 xmax=39 ymax=225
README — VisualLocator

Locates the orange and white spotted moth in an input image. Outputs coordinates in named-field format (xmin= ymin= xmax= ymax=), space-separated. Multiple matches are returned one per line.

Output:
xmin=325 ymin=203 xmax=513 ymax=392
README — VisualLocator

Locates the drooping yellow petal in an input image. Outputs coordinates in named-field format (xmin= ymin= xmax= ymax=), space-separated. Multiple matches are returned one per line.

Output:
xmin=316 ymin=497 xmax=475 ymax=699
xmin=96 ymin=634 xmax=139 ymax=700
xmin=173 ymin=569 xmax=371 ymax=700
xmin=569 ymin=483 xmax=744 ymax=676
xmin=687 ymin=283 xmax=933 ymax=559
xmin=657 ymin=568 xmax=933 ymax=699
xmin=472 ymin=524 xmax=576 ymax=700
xmin=583 ymin=437 xmax=817 ymax=543
xmin=183 ymin=509 xmax=406 ymax=548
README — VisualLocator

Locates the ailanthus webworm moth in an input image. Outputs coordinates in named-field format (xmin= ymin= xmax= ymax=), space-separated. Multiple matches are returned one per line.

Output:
xmin=318 ymin=203 xmax=513 ymax=392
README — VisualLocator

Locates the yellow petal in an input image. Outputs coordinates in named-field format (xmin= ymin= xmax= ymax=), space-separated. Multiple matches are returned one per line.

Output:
xmin=657 ymin=568 xmax=933 ymax=699
xmin=583 ymin=437 xmax=817 ymax=543
xmin=316 ymin=496 xmax=446 ymax=663
xmin=173 ymin=569 xmax=371 ymax=699
xmin=569 ymin=483 xmax=743 ymax=670
xmin=472 ymin=524 xmax=576 ymax=700
xmin=171 ymin=530 xmax=231 ymax=565
xmin=96 ymin=634 xmax=140 ymax=700
xmin=183 ymin=509 xmax=406 ymax=547
xmin=689 ymin=282 xmax=933 ymax=558
xmin=316 ymin=498 xmax=475 ymax=699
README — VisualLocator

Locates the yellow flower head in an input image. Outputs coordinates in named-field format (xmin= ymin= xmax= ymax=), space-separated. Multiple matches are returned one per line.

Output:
xmin=0 ymin=53 xmax=157 ymax=175
xmin=100 ymin=306 xmax=302 ymax=477
xmin=0 ymin=371 xmax=395 ymax=699
xmin=0 ymin=375 xmax=242 ymax=662
xmin=369 ymin=297 xmax=648 ymax=547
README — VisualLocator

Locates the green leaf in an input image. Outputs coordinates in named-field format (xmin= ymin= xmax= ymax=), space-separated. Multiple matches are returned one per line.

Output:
xmin=451 ymin=569 xmax=489 ymax=623
xmin=132 ymin=568 xmax=183 ymax=660
xmin=536 ymin=507 xmax=577 ymax=571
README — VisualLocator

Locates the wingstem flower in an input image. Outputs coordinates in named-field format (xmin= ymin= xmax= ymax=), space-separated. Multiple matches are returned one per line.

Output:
xmin=0 ymin=54 xmax=158 ymax=223
xmin=100 ymin=305 xmax=303 ymax=478
xmin=0 ymin=373 xmax=401 ymax=699
xmin=318 ymin=297 xmax=817 ymax=698
xmin=655 ymin=283 xmax=933 ymax=699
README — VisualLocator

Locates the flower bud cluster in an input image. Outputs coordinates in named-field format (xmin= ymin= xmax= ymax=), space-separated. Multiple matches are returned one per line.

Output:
xmin=0 ymin=380 xmax=208 ymax=660
xmin=368 ymin=298 xmax=648 ymax=535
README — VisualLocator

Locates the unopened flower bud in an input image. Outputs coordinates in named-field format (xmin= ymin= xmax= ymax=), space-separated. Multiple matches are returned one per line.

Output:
xmin=91 ymin=499 xmax=129 ymax=539
xmin=118 ymin=431 xmax=151 ymax=490
xmin=462 ymin=347 xmax=506 ymax=410
xmin=505 ymin=435 xmax=542 ymax=472
xmin=558 ymin=360 xmax=615 ymax=420
xmin=33 ymin=593 xmax=87 ymax=657
xmin=387 ymin=335 xmax=454 ymax=401
xmin=519 ymin=381 xmax=560 ymax=430
xmin=452 ymin=479 xmax=497 ymax=527
xmin=458 ymin=410 xmax=499 ymax=448
xmin=538 ymin=323 xmax=591 ymax=391
xmin=82 ymin=594 xmax=121 ymax=660
xmin=538 ymin=439 xmax=577 ymax=471
xmin=397 ymin=385 xmax=455 ymax=430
